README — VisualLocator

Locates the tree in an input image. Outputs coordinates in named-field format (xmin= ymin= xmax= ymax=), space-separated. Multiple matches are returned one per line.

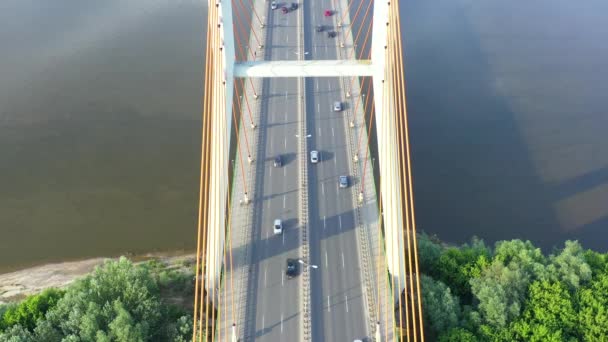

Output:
xmin=470 ymin=261 xmax=529 ymax=328
xmin=493 ymin=239 xmax=547 ymax=280
xmin=0 ymin=324 xmax=33 ymax=342
xmin=577 ymin=272 xmax=608 ymax=341
xmin=583 ymin=249 xmax=607 ymax=276
xmin=417 ymin=232 xmax=443 ymax=274
xmin=435 ymin=237 xmax=491 ymax=301
xmin=0 ymin=289 xmax=63 ymax=331
xmin=168 ymin=315 xmax=193 ymax=342
xmin=108 ymin=301 xmax=145 ymax=342
xmin=31 ymin=320 xmax=62 ymax=341
xmin=420 ymin=275 xmax=461 ymax=337
xmin=45 ymin=257 xmax=162 ymax=340
xmin=511 ymin=280 xmax=577 ymax=341
xmin=438 ymin=327 xmax=478 ymax=342
xmin=546 ymin=241 xmax=592 ymax=290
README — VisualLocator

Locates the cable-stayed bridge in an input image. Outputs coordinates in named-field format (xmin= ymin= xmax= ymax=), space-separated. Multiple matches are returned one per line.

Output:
xmin=192 ymin=0 xmax=424 ymax=341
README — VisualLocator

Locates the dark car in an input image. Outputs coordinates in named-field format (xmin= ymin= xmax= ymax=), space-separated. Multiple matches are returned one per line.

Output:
xmin=286 ymin=258 xmax=298 ymax=278
xmin=315 ymin=25 xmax=324 ymax=33
xmin=290 ymin=3 xmax=298 ymax=10
xmin=273 ymin=155 xmax=282 ymax=167
xmin=327 ymin=31 xmax=337 ymax=38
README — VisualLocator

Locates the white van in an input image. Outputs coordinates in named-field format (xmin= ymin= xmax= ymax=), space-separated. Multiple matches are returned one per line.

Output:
xmin=273 ymin=219 xmax=283 ymax=234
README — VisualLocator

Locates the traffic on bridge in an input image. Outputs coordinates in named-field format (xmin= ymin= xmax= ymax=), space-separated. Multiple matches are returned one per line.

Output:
xmin=192 ymin=0 xmax=424 ymax=341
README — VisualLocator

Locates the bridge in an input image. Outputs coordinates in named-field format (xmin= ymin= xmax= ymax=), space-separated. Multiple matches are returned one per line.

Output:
xmin=192 ymin=0 xmax=424 ymax=341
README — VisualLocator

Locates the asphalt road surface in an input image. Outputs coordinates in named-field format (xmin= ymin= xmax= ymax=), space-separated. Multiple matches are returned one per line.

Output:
xmin=303 ymin=0 xmax=369 ymax=341
xmin=243 ymin=0 xmax=369 ymax=340
xmin=243 ymin=3 xmax=302 ymax=341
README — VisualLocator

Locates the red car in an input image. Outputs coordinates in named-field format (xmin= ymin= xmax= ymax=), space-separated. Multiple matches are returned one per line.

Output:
xmin=282 ymin=6 xmax=289 ymax=14
xmin=324 ymin=10 xmax=332 ymax=17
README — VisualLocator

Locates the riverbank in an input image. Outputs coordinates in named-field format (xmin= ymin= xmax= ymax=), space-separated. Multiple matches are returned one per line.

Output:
xmin=0 ymin=252 xmax=196 ymax=304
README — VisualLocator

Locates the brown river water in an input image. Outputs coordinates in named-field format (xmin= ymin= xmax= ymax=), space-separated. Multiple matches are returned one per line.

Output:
xmin=1 ymin=0 xmax=607 ymax=273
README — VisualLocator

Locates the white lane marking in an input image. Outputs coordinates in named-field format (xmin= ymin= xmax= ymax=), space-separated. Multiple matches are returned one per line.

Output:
xmin=267 ymin=200 xmax=271 ymax=210
xmin=316 ymin=80 xmax=319 ymax=91
xmin=345 ymin=295 xmax=349 ymax=312
xmin=318 ymin=127 xmax=321 ymax=136
xmin=282 ymin=232 xmax=285 ymax=245
xmin=329 ymin=82 xmax=332 ymax=91
xmin=283 ymin=167 xmax=286 ymax=177
xmin=286 ymin=35 xmax=289 ymax=43
xmin=264 ymin=267 xmax=267 ymax=286
xmin=327 ymin=296 xmax=331 ymax=312
xmin=266 ymin=229 xmax=269 ymax=241
xmin=281 ymin=313 xmax=284 ymax=333
xmin=314 ymin=45 xmax=318 ymax=55
xmin=323 ymin=215 xmax=326 ymax=229
xmin=285 ymin=91 xmax=288 ymax=98
xmin=282 ymin=272 xmax=284 ymax=287
xmin=341 ymin=252 xmax=345 ymax=269
xmin=317 ymin=103 xmax=320 ymax=113
xmin=334 ymin=157 xmax=337 ymax=166
xmin=325 ymin=251 xmax=328 ymax=267
xmin=332 ymin=127 xmax=335 ymax=136
xmin=339 ymin=215 xmax=342 ymax=229
xmin=262 ymin=315 xmax=265 ymax=330
xmin=283 ymin=195 xmax=286 ymax=208
xmin=322 ymin=183 xmax=325 ymax=195
xmin=270 ymin=165 xmax=273 ymax=178
xmin=284 ymin=137 xmax=287 ymax=149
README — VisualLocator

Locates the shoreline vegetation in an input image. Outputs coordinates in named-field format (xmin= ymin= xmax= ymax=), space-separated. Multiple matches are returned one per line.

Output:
xmin=0 ymin=252 xmax=195 ymax=304
xmin=2 ymin=234 xmax=607 ymax=341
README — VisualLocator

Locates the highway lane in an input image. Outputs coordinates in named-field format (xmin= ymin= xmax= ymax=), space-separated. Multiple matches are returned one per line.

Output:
xmin=244 ymin=3 xmax=303 ymax=341
xmin=304 ymin=0 xmax=370 ymax=340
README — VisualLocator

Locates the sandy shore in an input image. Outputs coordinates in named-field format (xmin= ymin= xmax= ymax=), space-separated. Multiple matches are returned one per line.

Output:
xmin=0 ymin=252 xmax=196 ymax=304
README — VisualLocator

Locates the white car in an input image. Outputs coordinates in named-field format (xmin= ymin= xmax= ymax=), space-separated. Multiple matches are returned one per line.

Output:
xmin=333 ymin=101 xmax=342 ymax=112
xmin=273 ymin=219 xmax=283 ymax=234
xmin=271 ymin=1 xmax=278 ymax=10
xmin=310 ymin=150 xmax=319 ymax=163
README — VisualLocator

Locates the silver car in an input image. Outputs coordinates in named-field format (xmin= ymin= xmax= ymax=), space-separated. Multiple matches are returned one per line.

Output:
xmin=273 ymin=219 xmax=283 ymax=234
xmin=310 ymin=150 xmax=319 ymax=163
xmin=339 ymin=175 xmax=349 ymax=188
xmin=271 ymin=1 xmax=278 ymax=10
xmin=333 ymin=101 xmax=342 ymax=112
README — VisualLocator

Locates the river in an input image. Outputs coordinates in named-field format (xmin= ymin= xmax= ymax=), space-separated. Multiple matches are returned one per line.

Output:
xmin=0 ymin=0 xmax=606 ymax=272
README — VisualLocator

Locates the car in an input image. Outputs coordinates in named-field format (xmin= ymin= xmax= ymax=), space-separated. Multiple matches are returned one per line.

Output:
xmin=310 ymin=150 xmax=319 ymax=163
xmin=315 ymin=25 xmax=324 ymax=33
xmin=290 ymin=3 xmax=298 ymax=10
xmin=281 ymin=6 xmax=288 ymax=14
xmin=273 ymin=219 xmax=283 ymax=234
xmin=339 ymin=175 xmax=349 ymax=188
xmin=333 ymin=101 xmax=342 ymax=111
xmin=327 ymin=31 xmax=337 ymax=38
xmin=286 ymin=258 xmax=298 ymax=278
xmin=273 ymin=155 xmax=282 ymax=167
xmin=271 ymin=1 xmax=278 ymax=10
xmin=324 ymin=9 xmax=332 ymax=17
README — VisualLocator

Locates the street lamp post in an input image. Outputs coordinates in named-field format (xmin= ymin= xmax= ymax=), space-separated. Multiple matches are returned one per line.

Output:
xmin=298 ymin=259 xmax=318 ymax=269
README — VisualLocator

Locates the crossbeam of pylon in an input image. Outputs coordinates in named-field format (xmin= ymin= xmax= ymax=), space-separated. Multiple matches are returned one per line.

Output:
xmin=233 ymin=60 xmax=373 ymax=78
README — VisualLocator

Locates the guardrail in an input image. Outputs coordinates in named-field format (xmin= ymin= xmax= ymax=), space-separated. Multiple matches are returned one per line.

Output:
xmin=296 ymin=3 xmax=312 ymax=341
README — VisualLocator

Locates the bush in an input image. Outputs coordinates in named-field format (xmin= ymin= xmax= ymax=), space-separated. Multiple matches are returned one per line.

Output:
xmin=0 ymin=289 xmax=64 ymax=331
